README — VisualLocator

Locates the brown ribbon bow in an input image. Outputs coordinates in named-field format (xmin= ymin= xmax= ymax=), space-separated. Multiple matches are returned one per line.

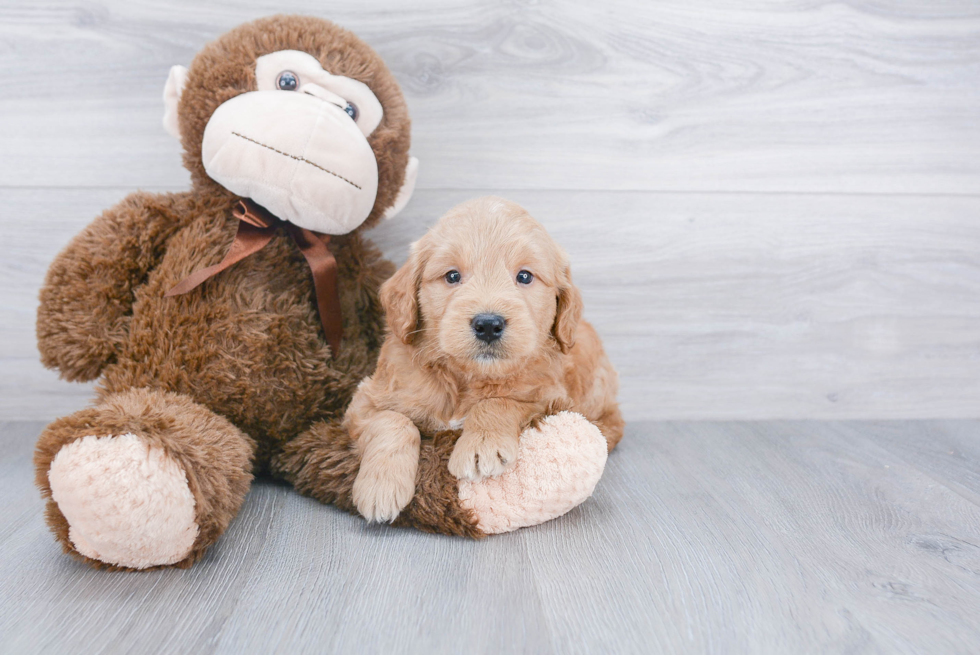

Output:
xmin=165 ymin=199 xmax=343 ymax=356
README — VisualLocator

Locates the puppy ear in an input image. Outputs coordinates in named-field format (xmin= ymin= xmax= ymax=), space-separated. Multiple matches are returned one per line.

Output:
xmin=553 ymin=265 xmax=583 ymax=354
xmin=381 ymin=242 xmax=425 ymax=344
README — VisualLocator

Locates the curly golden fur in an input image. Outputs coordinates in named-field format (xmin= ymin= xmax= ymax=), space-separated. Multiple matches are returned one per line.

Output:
xmin=348 ymin=197 xmax=624 ymax=523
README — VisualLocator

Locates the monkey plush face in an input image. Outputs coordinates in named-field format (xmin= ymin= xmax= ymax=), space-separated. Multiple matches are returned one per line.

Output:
xmin=162 ymin=16 xmax=418 ymax=233
xmin=201 ymin=50 xmax=385 ymax=234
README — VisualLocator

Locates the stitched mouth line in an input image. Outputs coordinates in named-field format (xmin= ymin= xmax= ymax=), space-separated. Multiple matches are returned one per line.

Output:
xmin=230 ymin=131 xmax=362 ymax=190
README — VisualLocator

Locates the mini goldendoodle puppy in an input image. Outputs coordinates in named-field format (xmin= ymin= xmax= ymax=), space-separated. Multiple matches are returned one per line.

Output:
xmin=348 ymin=196 xmax=624 ymax=522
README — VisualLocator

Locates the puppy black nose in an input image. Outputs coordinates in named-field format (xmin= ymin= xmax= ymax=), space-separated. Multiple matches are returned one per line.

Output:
xmin=472 ymin=313 xmax=505 ymax=344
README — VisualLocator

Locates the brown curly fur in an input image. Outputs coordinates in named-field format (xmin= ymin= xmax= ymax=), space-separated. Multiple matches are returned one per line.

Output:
xmin=34 ymin=15 xmax=481 ymax=570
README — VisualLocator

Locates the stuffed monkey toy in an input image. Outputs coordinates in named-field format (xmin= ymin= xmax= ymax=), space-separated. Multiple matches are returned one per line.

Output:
xmin=33 ymin=15 xmax=608 ymax=571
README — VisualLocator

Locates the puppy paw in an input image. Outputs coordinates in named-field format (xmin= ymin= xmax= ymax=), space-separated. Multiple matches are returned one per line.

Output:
xmin=352 ymin=459 xmax=417 ymax=523
xmin=448 ymin=429 xmax=519 ymax=481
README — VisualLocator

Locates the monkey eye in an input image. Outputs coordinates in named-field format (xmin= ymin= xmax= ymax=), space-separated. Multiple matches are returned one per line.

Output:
xmin=516 ymin=270 xmax=534 ymax=285
xmin=344 ymin=102 xmax=359 ymax=121
xmin=445 ymin=270 xmax=461 ymax=284
xmin=276 ymin=71 xmax=299 ymax=91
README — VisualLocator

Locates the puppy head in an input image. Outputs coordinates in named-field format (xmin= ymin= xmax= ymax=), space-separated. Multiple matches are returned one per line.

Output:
xmin=381 ymin=197 xmax=582 ymax=374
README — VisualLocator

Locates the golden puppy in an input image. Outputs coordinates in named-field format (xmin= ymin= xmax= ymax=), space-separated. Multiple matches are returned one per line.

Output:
xmin=348 ymin=197 xmax=624 ymax=522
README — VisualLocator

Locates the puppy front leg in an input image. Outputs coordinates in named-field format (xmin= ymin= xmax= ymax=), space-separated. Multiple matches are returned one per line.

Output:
xmin=448 ymin=398 xmax=529 ymax=481
xmin=351 ymin=411 xmax=421 ymax=523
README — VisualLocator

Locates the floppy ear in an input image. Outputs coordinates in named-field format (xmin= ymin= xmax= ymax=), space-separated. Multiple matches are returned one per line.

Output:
xmin=380 ymin=241 xmax=426 ymax=344
xmin=552 ymin=265 xmax=583 ymax=354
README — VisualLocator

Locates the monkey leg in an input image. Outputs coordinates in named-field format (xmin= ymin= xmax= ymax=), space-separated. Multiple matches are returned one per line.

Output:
xmin=272 ymin=418 xmax=483 ymax=537
xmin=274 ymin=411 xmax=609 ymax=537
xmin=34 ymin=388 xmax=255 ymax=570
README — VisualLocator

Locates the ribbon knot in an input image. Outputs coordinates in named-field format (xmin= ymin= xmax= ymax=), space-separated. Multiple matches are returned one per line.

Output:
xmin=165 ymin=199 xmax=343 ymax=356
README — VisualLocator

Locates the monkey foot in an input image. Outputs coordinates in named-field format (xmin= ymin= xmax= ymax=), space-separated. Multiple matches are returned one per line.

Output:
xmin=457 ymin=412 xmax=608 ymax=534
xmin=48 ymin=434 xmax=199 ymax=569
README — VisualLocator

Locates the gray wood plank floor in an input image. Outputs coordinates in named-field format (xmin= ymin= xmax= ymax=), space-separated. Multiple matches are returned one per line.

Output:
xmin=2 ymin=419 xmax=979 ymax=654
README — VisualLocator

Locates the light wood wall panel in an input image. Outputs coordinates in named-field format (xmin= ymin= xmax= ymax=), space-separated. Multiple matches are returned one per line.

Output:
xmin=4 ymin=188 xmax=978 ymax=420
xmin=0 ymin=1 xmax=978 ymax=192
xmin=1 ymin=1 xmax=978 ymax=420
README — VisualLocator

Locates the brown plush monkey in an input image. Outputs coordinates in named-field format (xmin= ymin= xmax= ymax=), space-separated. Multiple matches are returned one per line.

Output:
xmin=34 ymin=16 xmax=606 ymax=571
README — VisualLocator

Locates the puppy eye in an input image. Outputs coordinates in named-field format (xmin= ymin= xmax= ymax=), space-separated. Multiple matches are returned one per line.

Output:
xmin=344 ymin=102 xmax=359 ymax=121
xmin=276 ymin=71 xmax=299 ymax=91
xmin=445 ymin=270 xmax=461 ymax=284
xmin=516 ymin=270 xmax=534 ymax=285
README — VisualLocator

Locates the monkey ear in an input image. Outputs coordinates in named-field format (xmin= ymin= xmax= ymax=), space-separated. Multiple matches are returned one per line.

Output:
xmin=162 ymin=65 xmax=188 ymax=139
xmin=383 ymin=157 xmax=419 ymax=220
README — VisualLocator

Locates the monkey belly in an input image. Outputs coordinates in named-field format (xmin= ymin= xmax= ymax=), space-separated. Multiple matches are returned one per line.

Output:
xmin=97 ymin=232 xmax=381 ymax=465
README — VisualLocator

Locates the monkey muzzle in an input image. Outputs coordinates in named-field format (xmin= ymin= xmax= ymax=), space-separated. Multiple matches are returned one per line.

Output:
xmin=200 ymin=89 xmax=379 ymax=235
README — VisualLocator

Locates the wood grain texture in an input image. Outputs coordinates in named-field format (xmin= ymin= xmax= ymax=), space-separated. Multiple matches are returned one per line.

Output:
xmin=1 ymin=1 xmax=979 ymax=192
xmin=2 ymin=419 xmax=980 ymax=653
xmin=5 ymin=188 xmax=978 ymax=421
xmin=1 ymin=2 xmax=978 ymax=419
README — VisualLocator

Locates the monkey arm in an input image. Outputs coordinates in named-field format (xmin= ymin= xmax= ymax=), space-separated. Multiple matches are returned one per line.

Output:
xmin=37 ymin=191 xmax=189 ymax=382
